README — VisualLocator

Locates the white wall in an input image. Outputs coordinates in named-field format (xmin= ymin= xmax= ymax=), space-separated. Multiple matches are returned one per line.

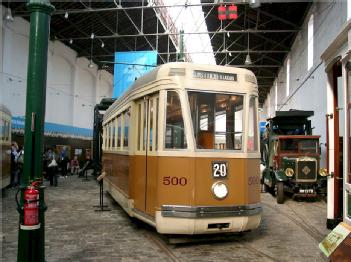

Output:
xmin=262 ymin=1 xmax=348 ymax=168
xmin=0 ymin=9 xmax=113 ymax=130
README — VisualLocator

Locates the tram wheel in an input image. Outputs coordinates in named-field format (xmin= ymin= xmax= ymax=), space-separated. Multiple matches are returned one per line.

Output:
xmin=277 ymin=182 xmax=285 ymax=204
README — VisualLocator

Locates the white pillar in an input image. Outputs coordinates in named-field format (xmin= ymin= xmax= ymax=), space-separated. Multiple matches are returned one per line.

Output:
xmin=326 ymin=71 xmax=335 ymax=222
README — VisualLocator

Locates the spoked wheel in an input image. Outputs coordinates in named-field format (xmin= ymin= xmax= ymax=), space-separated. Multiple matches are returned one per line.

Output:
xmin=276 ymin=182 xmax=285 ymax=204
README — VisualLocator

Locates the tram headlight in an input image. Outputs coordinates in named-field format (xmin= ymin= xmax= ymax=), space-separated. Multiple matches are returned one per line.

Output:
xmin=212 ymin=182 xmax=228 ymax=200
xmin=285 ymin=168 xmax=294 ymax=177
xmin=319 ymin=168 xmax=328 ymax=177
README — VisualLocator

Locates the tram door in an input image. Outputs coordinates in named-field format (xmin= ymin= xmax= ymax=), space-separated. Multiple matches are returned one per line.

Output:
xmin=135 ymin=94 xmax=159 ymax=216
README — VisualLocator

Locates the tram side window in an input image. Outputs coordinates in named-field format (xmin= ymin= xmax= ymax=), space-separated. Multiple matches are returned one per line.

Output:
xmin=188 ymin=92 xmax=244 ymax=150
xmin=106 ymin=123 xmax=110 ymax=149
xmin=165 ymin=91 xmax=187 ymax=149
xmin=137 ymin=103 xmax=142 ymax=151
xmin=111 ymin=121 xmax=115 ymax=149
xmin=143 ymin=101 xmax=147 ymax=151
xmin=117 ymin=115 xmax=122 ymax=148
xmin=123 ymin=109 xmax=130 ymax=148
xmin=1 ymin=118 xmax=8 ymax=141
xmin=149 ymin=101 xmax=154 ymax=151
xmin=247 ymin=96 xmax=258 ymax=152
xmin=102 ymin=126 xmax=106 ymax=150
xmin=1 ymin=119 xmax=4 ymax=141
xmin=6 ymin=120 xmax=10 ymax=141
xmin=156 ymin=98 xmax=159 ymax=150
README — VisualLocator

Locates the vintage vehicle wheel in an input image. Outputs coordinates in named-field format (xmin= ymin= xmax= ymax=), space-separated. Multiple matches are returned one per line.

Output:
xmin=277 ymin=182 xmax=285 ymax=204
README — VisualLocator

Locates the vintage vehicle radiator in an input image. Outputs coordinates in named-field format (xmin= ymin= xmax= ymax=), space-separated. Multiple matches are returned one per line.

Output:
xmin=296 ymin=158 xmax=317 ymax=182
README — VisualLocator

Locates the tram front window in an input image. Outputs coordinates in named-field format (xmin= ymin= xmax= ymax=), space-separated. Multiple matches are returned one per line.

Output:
xmin=188 ymin=92 xmax=244 ymax=150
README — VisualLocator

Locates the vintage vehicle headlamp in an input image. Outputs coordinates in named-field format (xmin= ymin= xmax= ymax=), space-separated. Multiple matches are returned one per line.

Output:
xmin=212 ymin=182 xmax=228 ymax=200
xmin=285 ymin=168 xmax=294 ymax=177
xmin=319 ymin=168 xmax=328 ymax=177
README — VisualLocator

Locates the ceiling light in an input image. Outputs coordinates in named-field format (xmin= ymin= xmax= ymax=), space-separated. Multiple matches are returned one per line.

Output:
xmin=101 ymin=41 xmax=104 ymax=48
xmin=64 ymin=12 xmax=68 ymax=19
xmin=250 ymin=0 xmax=261 ymax=8
xmin=245 ymin=54 xmax=252 ymax=65
xmin=229 ymin=52 xmax=232 ymax=57
xmin=90 ymin=33 xmax=95 ymax=39
xmin=88 ymin=60 xmax=94 ymax=68
xmin=227 ymin=32 xmax=230 ymax=37
xmin=5 ymin=7 xmax=14 ymax=22
xmin=245 ymin=32 xmax=252 ymax=65
xmin=69 ymin=39 xmax=73 ymax=44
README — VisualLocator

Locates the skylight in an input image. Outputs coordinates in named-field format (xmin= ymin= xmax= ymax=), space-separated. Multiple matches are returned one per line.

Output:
xmin=162 ymin=0 xmax=216 ymax=65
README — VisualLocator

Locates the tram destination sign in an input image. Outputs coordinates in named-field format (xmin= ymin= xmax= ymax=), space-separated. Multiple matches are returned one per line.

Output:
xmin=193 ymin=70 xmax=237 ymax=81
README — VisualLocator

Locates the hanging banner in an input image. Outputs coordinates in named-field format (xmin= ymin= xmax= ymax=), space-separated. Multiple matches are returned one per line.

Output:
xmin=113 ymin=51 xmax=157 ymax=98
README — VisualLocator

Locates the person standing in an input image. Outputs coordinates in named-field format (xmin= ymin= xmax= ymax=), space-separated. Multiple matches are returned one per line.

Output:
xmin=10 ymin=142 xmax=19 ymax=188
xmin=46 ymin=148 xmax=58 ymax=186
xmin=16 ymin=146 xmax=24 ymax=186
xmin=59 ymin=146 xmax=69 ymax=178
xmin=70 ymin=156 xmax=80 ymax=175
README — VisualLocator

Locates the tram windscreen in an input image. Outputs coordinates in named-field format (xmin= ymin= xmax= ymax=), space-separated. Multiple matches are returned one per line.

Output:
xmin=188 ymin=92 xmax=244 ymax=150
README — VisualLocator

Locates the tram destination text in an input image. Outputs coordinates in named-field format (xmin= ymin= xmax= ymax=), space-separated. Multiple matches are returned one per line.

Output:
xmin=193 ymin=70 xmax=237 ymax=81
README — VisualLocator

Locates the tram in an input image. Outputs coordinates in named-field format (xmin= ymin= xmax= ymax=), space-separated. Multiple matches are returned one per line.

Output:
xmin=1 ymin=104 xmax=12 ymax=189
xmin=102 ymin=62 xmax=262 ymax=234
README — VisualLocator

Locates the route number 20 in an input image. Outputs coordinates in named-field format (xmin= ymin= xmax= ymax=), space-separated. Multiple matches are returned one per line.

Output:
xmin=163 ymin=176 xmax=187 ymax=186
xmin=212 ymin=161 xmax=228 ymax=178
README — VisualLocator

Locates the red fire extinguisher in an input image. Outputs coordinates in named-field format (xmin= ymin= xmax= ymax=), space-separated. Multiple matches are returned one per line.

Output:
xmin=23 ymin=184 xmax=39 ymax=226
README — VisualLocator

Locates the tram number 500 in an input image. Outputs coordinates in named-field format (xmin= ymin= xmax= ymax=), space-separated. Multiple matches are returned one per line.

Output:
xmin=163 ymin=176 xmax=187 ymax=186
xmin=212 ymin=161 xmax=228 ymax=178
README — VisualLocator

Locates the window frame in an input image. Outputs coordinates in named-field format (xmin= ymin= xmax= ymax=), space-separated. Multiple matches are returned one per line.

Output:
xmin=164 ymin=90 xmax=188 ymax=151
xmin=186 ymin=89 xmax=247 ymax=152
xmin=135 ymin=94 xmax=159 ymax=153
xmin=247 ymin=96 xmax=259 ymax=153
xmin=123 ymin=108 xmax=130 ymax=149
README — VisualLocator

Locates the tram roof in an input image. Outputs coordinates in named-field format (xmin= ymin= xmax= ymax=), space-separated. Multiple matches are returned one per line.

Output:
xmin=104 ymin=62 xmax=257 ymax=119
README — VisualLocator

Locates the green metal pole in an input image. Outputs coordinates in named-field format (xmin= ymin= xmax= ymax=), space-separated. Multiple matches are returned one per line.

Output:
xmin=17 ymin=1 xmax=54 ymax=261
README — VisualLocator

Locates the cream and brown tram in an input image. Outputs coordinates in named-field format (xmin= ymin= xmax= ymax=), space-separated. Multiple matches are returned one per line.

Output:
xmin=1 ymin=104 xmax=12 ymax=189
xmin=102 ymin=62 xmax=262 ymax=234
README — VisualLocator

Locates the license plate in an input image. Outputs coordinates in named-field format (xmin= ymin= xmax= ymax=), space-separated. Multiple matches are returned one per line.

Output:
xmin=212 ymin=161 xmax=228 ymax=178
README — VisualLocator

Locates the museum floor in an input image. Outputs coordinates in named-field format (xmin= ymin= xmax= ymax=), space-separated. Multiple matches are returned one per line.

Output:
xmin=2 ymin=173 xmax=330 ymax=262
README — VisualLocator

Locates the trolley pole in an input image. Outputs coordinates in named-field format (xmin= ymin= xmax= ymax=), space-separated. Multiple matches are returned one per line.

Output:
xmin=17 ymin=0 xmax=54 ymax=261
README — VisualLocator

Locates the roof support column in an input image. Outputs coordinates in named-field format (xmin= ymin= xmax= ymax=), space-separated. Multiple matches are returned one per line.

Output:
xmin=18 ymin=0 xmax=54 ymax=261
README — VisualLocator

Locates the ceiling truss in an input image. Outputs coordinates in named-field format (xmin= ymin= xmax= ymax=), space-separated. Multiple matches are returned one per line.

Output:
xmin=4 ymin=0 xmax=312 ymax=105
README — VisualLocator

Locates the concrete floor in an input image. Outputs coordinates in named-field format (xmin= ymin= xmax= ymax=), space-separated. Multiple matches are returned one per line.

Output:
xmin=2 ymin=174 xmax=330 ymax=262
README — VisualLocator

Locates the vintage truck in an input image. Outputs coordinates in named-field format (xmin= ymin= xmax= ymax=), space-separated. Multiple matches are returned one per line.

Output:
xmin=261 ymin=110 xmax=327 ymax=204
